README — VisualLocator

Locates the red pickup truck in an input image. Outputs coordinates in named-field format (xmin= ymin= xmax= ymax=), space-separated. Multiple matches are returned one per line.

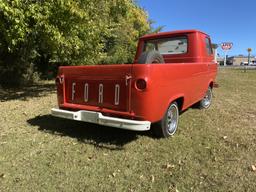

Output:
xmin=51 ymin=30 xmax=217 ymax=138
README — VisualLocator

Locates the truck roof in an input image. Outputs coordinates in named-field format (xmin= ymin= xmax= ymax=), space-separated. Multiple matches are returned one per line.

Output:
xmin=140 ymin=29 xmax=209 ymax=40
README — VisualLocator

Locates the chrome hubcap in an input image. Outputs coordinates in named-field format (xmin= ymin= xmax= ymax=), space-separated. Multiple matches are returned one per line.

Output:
xmin=166 ymin=104 xmax=178 ymax=135
xmin=202 ymin=88 xmax=212 ymax=107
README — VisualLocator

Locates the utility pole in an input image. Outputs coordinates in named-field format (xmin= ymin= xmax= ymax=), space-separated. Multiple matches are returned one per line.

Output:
xmin=244 ymin=48 xmax=252 ymax=72
xmin=224 ymin=51 xmax=227 ymax=66
xmin=247 ymin=48 xmax=252 ymax=65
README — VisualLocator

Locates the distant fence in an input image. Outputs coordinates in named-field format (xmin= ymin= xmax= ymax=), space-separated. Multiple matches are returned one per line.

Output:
xmin=218 ymin=66 xmax=256 ymax=70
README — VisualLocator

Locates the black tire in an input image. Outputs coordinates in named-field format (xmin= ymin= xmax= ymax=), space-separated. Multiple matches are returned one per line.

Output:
xmin=138 ymin=51 xmax=164 ymax=64
xmin=198 ymin=87 xmax=213 ymax=109
xmin=152 ymin=102 xmax=179 ymax=138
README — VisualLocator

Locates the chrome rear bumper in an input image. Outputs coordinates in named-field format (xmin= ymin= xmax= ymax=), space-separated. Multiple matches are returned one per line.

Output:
xmin=51 ymin=108 xmax=151 ymax=131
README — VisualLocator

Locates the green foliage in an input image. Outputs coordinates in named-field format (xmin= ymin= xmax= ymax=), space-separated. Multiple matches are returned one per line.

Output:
xmin=101 ymin=0 xmax=150 ymax=64
xmin=0 ymin=0 xmax=151 ymax=86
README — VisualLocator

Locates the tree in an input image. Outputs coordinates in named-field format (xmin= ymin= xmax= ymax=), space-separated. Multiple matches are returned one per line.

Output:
xmin=101 ymin=0 xmax=150 ymax=64
xmin=0 ymin=0 xmax=151 ymax=86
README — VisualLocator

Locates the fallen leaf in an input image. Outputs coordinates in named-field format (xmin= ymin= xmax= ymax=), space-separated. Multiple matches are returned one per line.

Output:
xmin=163 ymin=163 xmax=175 ymax=170
xmin=14 ymin=177 xmax=21 ymax=182
xmin=112 ymin=172 xmax=116 ymax=177
xmin=167 ymin=163 xmax=175 ymax=169
xmin=150 ymin=175 xmax=155 ymax=183
xmin=87 ymin=155 xmax=93 ymax=160
xmin=251 ymin=165 xmax=256 ymax=172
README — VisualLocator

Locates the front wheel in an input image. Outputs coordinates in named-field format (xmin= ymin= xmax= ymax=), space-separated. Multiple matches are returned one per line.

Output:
xmin=152 ymin=102 xmax=179 ymax=138
xmin=198 ymin=87 xmax=213 ymax=109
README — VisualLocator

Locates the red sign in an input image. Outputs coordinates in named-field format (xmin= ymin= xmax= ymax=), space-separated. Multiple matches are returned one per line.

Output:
xmin=221 ymin=42 xmax=233 ymax=50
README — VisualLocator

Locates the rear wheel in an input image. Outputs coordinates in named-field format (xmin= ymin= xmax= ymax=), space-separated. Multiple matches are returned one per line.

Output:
xmin=152 ymin=102 xmax=179 ymax=138
xmin=198 ymin=87 xmax=213 ymax=109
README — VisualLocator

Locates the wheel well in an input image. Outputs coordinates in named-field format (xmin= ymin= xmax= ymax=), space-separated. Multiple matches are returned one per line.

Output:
xmin=175 ymin=97 xmax=184 ymax=112
xmin=209 ymin=82 xmax=213 ymax=89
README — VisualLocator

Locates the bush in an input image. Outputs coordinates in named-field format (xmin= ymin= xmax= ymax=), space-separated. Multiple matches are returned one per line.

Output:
xmin=0 ymin=0 xmax=151 ymax=86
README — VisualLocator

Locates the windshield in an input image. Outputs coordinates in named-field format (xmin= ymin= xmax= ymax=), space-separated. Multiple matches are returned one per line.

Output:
xmin=144 ymin=36 xmax=188 ymax=55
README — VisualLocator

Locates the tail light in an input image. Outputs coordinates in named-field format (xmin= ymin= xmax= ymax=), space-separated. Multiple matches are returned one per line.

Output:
xmin=55 ymin=76 xmax=64 ymax=84
xmin=55 ymin=75 xmax=64 ymax=105
xmin=135 ymin=79 xmax=147 ymax=91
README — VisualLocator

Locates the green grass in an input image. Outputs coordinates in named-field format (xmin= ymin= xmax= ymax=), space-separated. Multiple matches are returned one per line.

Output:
xmin=0 ymin=68 xmax=256 ymax=192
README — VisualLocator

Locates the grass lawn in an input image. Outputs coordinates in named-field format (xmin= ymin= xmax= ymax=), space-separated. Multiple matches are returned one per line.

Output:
xmin=0 ymin=68 xmax=256 ymax=192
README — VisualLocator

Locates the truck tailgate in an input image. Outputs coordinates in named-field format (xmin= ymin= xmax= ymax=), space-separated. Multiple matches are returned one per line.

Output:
xmin=59 ymin=65 xmax=132 ymax=112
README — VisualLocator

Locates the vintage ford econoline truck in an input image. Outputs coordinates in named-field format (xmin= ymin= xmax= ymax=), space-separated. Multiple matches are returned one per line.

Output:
xmin=51 ymin=30 xmax=217 ymax=137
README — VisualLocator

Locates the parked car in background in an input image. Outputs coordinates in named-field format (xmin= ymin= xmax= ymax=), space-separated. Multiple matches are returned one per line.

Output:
xmin=241 ymin=62 xmax=249 ymax=65
xmin=241 ymin=61 xmax=256 ymax=66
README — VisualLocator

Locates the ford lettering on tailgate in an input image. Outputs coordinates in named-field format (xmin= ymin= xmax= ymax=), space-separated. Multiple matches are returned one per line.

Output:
xmin=66 ymin=77 xmax=130 ymax=111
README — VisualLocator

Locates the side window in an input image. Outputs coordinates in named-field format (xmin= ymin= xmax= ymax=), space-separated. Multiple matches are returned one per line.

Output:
xmin=205 ymin=38 xmax=213 ymax=55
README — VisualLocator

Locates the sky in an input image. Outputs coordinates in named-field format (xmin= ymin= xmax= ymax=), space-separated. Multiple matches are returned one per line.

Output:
xmin=137 ymin=0 xmax=256 ymax=57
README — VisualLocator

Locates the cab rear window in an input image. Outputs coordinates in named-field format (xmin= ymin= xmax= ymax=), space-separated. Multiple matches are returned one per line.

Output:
xmin=144 ymin=36 xmax=188 ymax=55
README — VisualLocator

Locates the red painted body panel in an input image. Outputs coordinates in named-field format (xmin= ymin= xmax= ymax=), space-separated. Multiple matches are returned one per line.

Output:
xmin=55 ymin=30 xmax=217 ymax=123
xmin=130 ymin=62 xmax=217 ymax=122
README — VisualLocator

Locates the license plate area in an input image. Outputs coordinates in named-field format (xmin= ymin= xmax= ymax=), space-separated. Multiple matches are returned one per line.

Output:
xmin=79 ymin=111 xmax=98 ymax=123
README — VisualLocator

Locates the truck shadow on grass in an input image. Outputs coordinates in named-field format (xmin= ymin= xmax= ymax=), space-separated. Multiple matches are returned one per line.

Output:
xmin=27 ymin=115 xmax=150 ymax=150
xmin=0 ymin=83 xmax=55 ymax=102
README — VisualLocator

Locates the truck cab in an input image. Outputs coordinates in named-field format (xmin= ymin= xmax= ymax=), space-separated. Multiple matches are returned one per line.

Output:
xmin=52 ymin=30 xmax=217 ymax=138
